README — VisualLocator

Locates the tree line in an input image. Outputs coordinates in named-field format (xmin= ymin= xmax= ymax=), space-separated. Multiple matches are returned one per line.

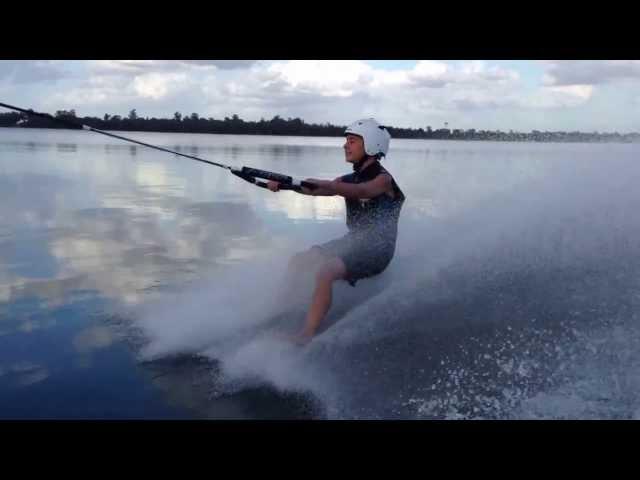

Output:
xmin=1 ymin=109 xmax=638 ymax=143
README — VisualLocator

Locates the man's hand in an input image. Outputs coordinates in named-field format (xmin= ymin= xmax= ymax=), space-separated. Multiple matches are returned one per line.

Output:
xmin=266 ymin=180 xmax=280 ymax=192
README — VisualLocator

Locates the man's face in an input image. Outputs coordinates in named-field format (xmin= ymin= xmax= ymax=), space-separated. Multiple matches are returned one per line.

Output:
xmin=343 ymin=134 xmax=365 ymax=164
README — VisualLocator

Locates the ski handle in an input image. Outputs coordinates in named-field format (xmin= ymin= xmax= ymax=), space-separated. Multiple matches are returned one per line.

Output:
xmin=233 ymin=167 xmax=318 ymax=192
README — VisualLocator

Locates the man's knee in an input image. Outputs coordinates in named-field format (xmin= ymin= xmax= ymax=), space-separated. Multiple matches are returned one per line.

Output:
xmin=290 ymin=248 xmax=324 ymax=271
xmin=315 ymin=258 xmax=346 ymax=284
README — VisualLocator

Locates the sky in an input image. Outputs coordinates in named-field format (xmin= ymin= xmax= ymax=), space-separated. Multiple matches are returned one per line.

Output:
xmin=1 ymin=60 xmax=640 ymax=133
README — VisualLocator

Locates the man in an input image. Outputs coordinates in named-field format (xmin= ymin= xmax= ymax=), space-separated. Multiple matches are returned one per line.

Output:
xmin=267 ymin=118 xmax=405 ymax=344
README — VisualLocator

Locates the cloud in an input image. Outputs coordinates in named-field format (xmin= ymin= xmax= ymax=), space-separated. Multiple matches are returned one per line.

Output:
xmin=547 ymin=84 xmax=594 ymax=100
xmin=453 ymin=96 xmax=509 ymax=111
xmin=46 ymin=70 xmax=198 ymax=111
xmin=407 ymin=60 xmax=451 ymax=87
xmin=405 ymin=60 xmax=519 ymax=89
xmin=133 ymin=72 xmax=189 ymax=99
xmin=265 ymin=60 xmax=375 ymax=97
xmin=201 ymin=60 xmax=523 ymax=127
xmin=72 ymin=326 xmax=115 ymax=353
xmin=0 ymin=60 xmax=68 ymax=84
xmin=89 ymin=60 xmax=258 ymax=76
xmin=38 ymin=61 xmax=224 ymax=114
xmin=369 ymin=61 xmax=590 ymax=116
xmin=354 ymin=61 xmax=523 ymax=127
xmin=188 ymin=60 xmax=257 ymax=70
xmin=519 ymin=84 xmax=595 ymax=109
xmin=195 ymin=62 xmax=376 ymax=124
xmin=543 ymin=60 xmax=640 ymax=86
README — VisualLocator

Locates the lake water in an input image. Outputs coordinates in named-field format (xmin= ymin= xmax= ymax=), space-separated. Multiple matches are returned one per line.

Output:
xmin=1 ymin=127 xmax=640 ymax=419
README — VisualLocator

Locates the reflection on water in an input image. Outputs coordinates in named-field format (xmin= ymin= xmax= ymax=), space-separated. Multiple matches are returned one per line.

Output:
xmin=73 ymin=325 xmax=116 ymax=353
xmin=1 ymin=362 xmax=51 ymax=387
xmin=56 ymin=143 xmax=77 ymax=153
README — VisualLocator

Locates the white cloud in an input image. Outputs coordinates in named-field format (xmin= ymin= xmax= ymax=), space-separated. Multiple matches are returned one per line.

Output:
xmin=369 ymin=70 xmax=410 ymax=88
xmin=0 ymin=60 xmax=68 ymax=84
xmin=193 ymin=60 xmax=257 ymax=70
xmin=547 ymin=84 xmax=594 ymax=100
xmin=89 ymin=60 xmax=154 ymax=74
xmin=46 ymin=81 xmax=132 ymax=110
xmin=45 ymin=68 xmax=198 ymax=113
xmin=355 ymin=61 xmax=523 ymax=127
xmin=543 ymin=60 xmax=640 ymax=86
xmin=133 ymin=72 xmax=189 ymax=99
xmin=89 ymin=60 xmax=257 ymax=76
xmin=194 ymin=62 xmax=374 ymax=123
xmin=404 ymin=60 xmax=519 ymax=89
xmin=408 ymin=60 xmax=451 ymax=87
xmin=198 ymin=60 xmax=524 ymax=128
xmin=59 ymin=88 xmax=112 ymax=105
xmin=266 ymin=60 xmax=375 ymax=97
xmin=519 ymin=84 xmax=595 ymax=110
xmin=367 ymin=60 xmax=590 ymax=117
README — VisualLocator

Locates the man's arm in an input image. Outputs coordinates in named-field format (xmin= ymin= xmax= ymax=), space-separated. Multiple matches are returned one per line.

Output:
xmin=300 ymin=176 xmax=344 ymax=196
xmin=307 ymin=174 xmax=392 ymax=199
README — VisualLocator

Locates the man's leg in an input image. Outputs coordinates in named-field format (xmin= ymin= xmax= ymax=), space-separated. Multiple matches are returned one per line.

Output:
xmin=299 ymin=256 xmax=347 ymax=339
xmin=274 ymin=247 xmax=327 ymax=310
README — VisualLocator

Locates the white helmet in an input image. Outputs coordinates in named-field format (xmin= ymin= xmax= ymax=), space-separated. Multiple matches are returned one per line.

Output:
xmin=344 ymin=118 xmax=391 ymax=158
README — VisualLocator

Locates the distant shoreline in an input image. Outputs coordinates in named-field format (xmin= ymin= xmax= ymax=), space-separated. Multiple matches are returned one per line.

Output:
xmin=3 ymin=125 xmax=640 ymax=144
xmin=1 ymin=110 xmax=639 ymax=144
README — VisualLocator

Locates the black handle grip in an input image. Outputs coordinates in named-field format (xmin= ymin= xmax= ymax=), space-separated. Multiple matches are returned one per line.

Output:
xmin=240 ymin=167 xmax=318 ymax=190
xmin=241 ymin=167 xmax=292 ymax=184
xmin=232 ymin=167 xmax=317 ymax=193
